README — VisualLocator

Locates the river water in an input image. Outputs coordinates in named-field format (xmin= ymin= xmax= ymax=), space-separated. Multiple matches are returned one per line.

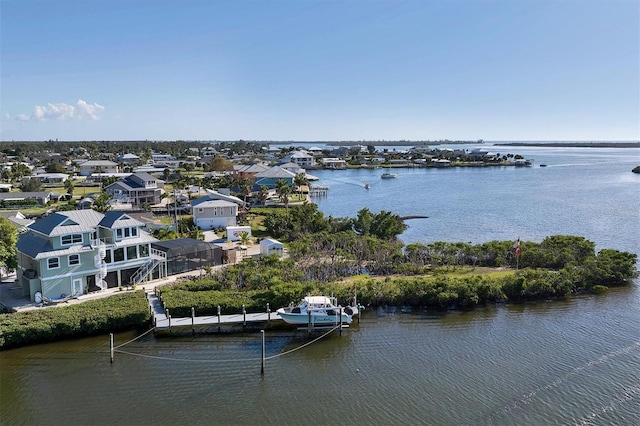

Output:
xmin=1 ymin=144 xmax=639 ymax=425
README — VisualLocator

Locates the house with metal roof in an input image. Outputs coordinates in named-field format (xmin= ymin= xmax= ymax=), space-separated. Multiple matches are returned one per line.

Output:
xmin=104 ymin=172 xmax=164 ymax=207
xmin=15 ymin=210 xmax=166 ymax=302
xmin=191 ymin=196 xmax=238 ymax=230
xmin=253 ymin=166 xmax=296 ymax=189
xmin=77 ymin=160 xmax=119 ymax=176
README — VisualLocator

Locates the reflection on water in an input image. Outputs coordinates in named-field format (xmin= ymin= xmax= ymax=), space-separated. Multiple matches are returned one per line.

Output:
xmin=1 ymin=286 xmax=638 ymax=425
xmin=1 ymin=145 xmax=639 ymax=425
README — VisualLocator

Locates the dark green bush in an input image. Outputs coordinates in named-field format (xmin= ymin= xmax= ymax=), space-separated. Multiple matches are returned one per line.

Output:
xmin=0 ymin=292 xmax=150 ymax=350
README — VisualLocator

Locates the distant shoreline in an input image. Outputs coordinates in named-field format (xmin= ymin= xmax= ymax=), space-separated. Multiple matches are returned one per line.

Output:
xmin=493 ymin=142 xmax=640 ymax=148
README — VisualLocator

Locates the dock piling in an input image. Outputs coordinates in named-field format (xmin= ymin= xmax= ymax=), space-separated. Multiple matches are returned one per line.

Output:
xmin=242 ymin=305 xmax=246 ymax=328
xmin=109 ymin=333 xmax=114 ymax=364
xmin=260 ymin=330 xmax=265 ymax=375
xmin=217 ymin=305 xmax=221 ymax=332
xmin=191 ymin=307 xmax=195 ymax=335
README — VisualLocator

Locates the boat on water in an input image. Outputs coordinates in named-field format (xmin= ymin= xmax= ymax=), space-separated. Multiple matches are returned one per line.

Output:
xmin=381 ymin=172 xmax=397 ymax=179
xmin=276 ymin=296 xmax=355 ymax=325
xmin=364 ymin=182 xmax=370 ymax=189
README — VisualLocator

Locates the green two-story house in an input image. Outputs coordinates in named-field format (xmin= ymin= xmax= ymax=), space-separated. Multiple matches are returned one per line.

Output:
xmin=16 ymin=210 xmax=166 ymax=302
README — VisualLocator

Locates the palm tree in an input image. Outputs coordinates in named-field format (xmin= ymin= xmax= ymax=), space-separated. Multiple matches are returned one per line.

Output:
xmin=257 ymin=185 xmax=269 ymax=206
xmin=294 ymin=173 xmax=308 ymax=201
xmin=189 ymin=227 xmax=204 ymax=241
xmin=237 ymin=178 xmax=253 ymax=206
xmin=275 ymin=179 xmax=292 ymax=209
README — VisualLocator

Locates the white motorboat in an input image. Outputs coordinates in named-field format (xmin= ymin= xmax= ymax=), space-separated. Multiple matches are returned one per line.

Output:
xmin=277 ymin=296 xmax=355 ymax=325
xmin=381 ymin=172 xmax=397 ymax=179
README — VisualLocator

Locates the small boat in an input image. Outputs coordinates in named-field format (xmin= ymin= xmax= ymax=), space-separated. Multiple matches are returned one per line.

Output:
xmin=364 ymin=182 xmax=370 ymax=189
xmin=381 ymin=172 xmax=397 ymax=179
xmin=277 ymin=296 xmax=354 ymax=325
xmin=540 ymin=164 xmax=547 ymax=167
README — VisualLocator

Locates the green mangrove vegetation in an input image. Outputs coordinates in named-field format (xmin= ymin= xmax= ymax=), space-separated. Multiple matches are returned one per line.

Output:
xmin=158 ymin=204 xmax=637 ymax=317
xmin=1 ymin=203 xmax=637 ymax=350
xmin=0 ymin=292 xmax=150 ymax=350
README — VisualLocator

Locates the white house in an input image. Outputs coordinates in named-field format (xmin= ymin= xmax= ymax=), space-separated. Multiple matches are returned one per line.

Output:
xmin=191 ymin=197 xmax=238 ymax=230
xmin=77 ymin=160 xmax=119 ymax=176
xmin=289 ymin=150 xmax=316 ymax=168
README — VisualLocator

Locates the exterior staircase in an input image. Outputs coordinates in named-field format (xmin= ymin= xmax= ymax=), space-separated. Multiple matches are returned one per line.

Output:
xmin=129 ymin=249 xmax=167 ymax=286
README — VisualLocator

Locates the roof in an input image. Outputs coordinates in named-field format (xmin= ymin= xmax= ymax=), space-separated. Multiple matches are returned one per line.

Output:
xmin=98 ymin=211 xmax=145 ymax=228
xmin=0 ymin=192 xmax=52 ymax=201
xmin=198 ymin=189 xmax=245 ymax=206
xmin=237 ymin=163 xmax=270 ymax=173
xmin=78 ymin=160 xmax=118 ymax=166
xmin=254 ymin=166 xmax=296 ymax=179
xmin=28 ymin=210 xmax=104 ymax=236
xmin=192 ymin=198 xmax=238 ymax=209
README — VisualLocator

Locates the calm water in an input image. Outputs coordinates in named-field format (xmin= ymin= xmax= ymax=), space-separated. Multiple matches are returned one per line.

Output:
xmin=1 ymin=145 xmax=639 ymax=425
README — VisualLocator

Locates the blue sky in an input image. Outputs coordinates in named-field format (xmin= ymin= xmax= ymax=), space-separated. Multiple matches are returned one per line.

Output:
xmin=1 ymin=0 xmax=638 ymax=142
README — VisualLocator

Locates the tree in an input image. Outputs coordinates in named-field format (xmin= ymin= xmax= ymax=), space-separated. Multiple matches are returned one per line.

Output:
xmin=210 ymin=157 xmax=233 ymax=172
xmin=10 ymin=163 xmax=31 ymax=181
xmin=45 ymin=163 xmax=66 ymax=173
xmin=275 ymin=179 xmax=292 ymax=209
xmin=21 ymin=178 xmax=42 ymax=192
xmin=64 ymin=178 xmax=74 ymax=196
xmin=237 ymin=178 xmax=253 ymax=205
xmin=189 ymin=227 xmax=204 ymax=241
xmin=294 ymin=173 xmax=308 ymax=200
xmin=92 ymin=192 xmax=112 ymax=213
xmin=257 ymin=185 xmax=269 ymax=205
xmin=0 ymin=217 xmax=18 ymax=280
xmin=1 ymin=169 xmax=13 ymax=182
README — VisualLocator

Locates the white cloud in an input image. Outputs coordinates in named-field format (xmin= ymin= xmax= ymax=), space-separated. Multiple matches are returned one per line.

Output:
xmin=76 ymin=99 xmax=105 ymax=120
xmin=17 ymin=99 xmax=105 ymax=121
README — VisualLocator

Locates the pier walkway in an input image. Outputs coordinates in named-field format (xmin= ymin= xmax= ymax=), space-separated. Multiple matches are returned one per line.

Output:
xmin=147 ymin=290 xmax=283 ymax=333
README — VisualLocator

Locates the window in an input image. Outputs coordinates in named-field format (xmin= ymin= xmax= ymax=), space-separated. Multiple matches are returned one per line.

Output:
xmin=68 ymin=254 xmax=80 ymax=266
xmin=114 ymin=248 xmax=125 ymax=262
xmin=116 ymin=229 xmax=123 ymax=240
xmin=127 ymin=246 xmax=138 ymax=260
xmin=48 ymin=258 xmax=60 ymax=269
xmin=104 ymin=250 xmax=112 ymax=264
xmin=139 ymin=244 xmax=149 ymax=257
xmin=124 ymin=228 xmax=131 ymax=238
xmin=131 ymin=227 xmax=138 ymax=237
xmin=61 ymin=234 xmax=83 ymax=245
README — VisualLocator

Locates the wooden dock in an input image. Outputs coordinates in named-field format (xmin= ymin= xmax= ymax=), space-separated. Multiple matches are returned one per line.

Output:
xmin=147 ymin=291 xmax=284 ymax=334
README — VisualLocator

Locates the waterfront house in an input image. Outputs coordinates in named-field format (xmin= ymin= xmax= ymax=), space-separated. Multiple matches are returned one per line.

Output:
xmin=234 ymin=163 xmax=270 ymax=183
xmin=15 ymin=210 xmax=165 ymax=301
xmin=286 ymin=150 xmax=316 ymax=168
xmin=104 ymin=172 xmax=164 ymax=207
xmin=321 ymin=158 xmax=347 ymax=169
xmin=253 ymin=166 xmax=296 ymax=189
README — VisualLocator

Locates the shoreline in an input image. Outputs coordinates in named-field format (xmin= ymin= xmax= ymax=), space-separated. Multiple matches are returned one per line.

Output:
xmin=493 ymin=141 xmax=640 ymax=148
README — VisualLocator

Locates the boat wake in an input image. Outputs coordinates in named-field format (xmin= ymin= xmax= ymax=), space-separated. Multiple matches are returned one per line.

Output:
xmin=484 ymin=341 xmax=640 ymax=422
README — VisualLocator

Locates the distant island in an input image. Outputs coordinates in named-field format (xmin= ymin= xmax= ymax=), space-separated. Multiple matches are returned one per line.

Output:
xmin=494 ymin=142 xmax=640 ymax=148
